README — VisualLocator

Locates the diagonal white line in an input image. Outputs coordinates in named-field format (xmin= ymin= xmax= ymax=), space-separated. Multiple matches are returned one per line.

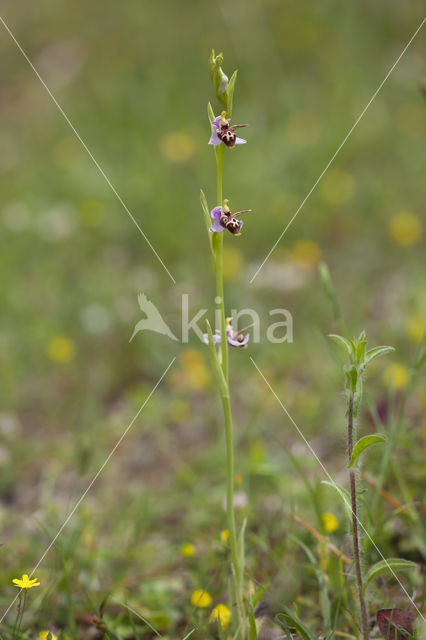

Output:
xmin=0 ymin=14 xmax=176 ymax=285
xmin=250 ymin=17 xmax=426 ymax=284
xmin=250 ymin=357 xmax=425 ymax=622
xmin=0 ymin=357 xmax=176 ymax=624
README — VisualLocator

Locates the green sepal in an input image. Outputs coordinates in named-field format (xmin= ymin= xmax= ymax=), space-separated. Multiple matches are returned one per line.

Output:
xmin=200 ymin=189 xmax=214 ymax=257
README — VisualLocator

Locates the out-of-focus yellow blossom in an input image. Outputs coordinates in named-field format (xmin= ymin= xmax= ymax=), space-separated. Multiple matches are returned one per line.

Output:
xmin=53 ymin=135 xmax=85 ymax=168
xmin=285 ymin=111 xmax=322 ymax=147
xmin=320 ymin=169 xmax=355 ymax=205
xmin=220 ymin=529 xmax=229 ymax=543
xmin=291 ymin=240 xmax=322 ymax=268
xmin=223 ymin=245 xmax=243 ymax=280
xmin=389 ymin=211 xmax=423 ymax=246
xmin=161 ymin=132 xmax=195 ymax=163
xmin=79 ymin=200 xmax=106 ymax=228
xmin=180 ymin=543 xmax=196 ymax=557
xmin=395 ymin=103 xmax=426 ymax=138
xmin=210 ymin=604 xmax=231 ymax=629
xmin=234 ymin=473 xmax=243 ymax=486
xmin=13 ymin=574 xmax=40 ymax=589
xmin=191 ymin=589 xmax=212 ymax=608
xmin=180 ymin=349 xmax=210 ymax=389
xmin=322 ymin=512 xmax=339 ymax=533
xmin=37 ymin=632 xmax=58 ymax=640
xmin=384 ymin=363 xmax=410 ymax=390
xmin=406 ymin=315 xmax=425 ymax=342
xmin=46 ymin=336 xmax=75 ymax=363
xmin=168 ymin=400 xmax=191 ymax=422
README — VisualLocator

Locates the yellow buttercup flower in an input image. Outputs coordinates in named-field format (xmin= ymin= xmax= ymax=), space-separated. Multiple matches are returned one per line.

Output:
xmin=220 ymin=529 xmax=229 ymax=543
xmin=322 ymin=512 xmax=339 ymax=533
xmin=46 ymin=336 xmax=75 ymax=363
xmin=210 ymin=604 xmax=231 ymax=629
xmin=389 ymin=211 xmax=422 ymax=246
xmin=291 ymin=240 xmax=322 ymax=268
xmin=190 ymin=589 xmax=212 ymax=608
xmin=37 ymin=632 xmax=58 ymax=640
xmin=384 ymin=363 xmax=410 ymax=390
xmin=180 ymin=543 xmax=196 ymax=557
xmin=223 ymin=245 xmax=243 ymax=280
xmin=180 ymin=349 xmax=210 ymax=389
xmin=12 ymin=574 xmax=40 ymax=589
xmin=161 ymin=132 xmax=195 ymax=163
xmin=406 ymin=315 xmax=425 ymax=342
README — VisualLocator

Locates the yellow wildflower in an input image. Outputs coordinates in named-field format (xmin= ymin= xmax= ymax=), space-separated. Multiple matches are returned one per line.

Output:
xmin=389 ymin=211 xmax=422 ymax=246
xmin=223 ymin=245 xmax=243 ymax=280
xmin=291 ymin=240 xmax=322 ymax=268
xmin=384 ymin=363 xmax=410 ymax=390
xmin=180 ymin=543 xmax=196 ymax=557
xmin=37 ymin=632 xmax=58 ymax=640
xmin=190 ymin=589 xmax=212 ymax=608
xmin=322 ymin=512 xmax=339 ymax=533
xmin=220 ymin=529 xmax=229 ymax=543
xmin=180 ymin=349 xmax=210 ymax=389
xmin=161 ymin=133 xmax=195 ymax=163
xmin=12 ymin=574 xmax=40 ymax=589
xmin=406 ymin=315 xmax=425 ymax=342
xmin=320 ymin=169 xmax=355 ymax=205
xmin=46 ymin=336 xmax=75 ymax=363
xmin=210 ymin=604 xmax=231 ymax=629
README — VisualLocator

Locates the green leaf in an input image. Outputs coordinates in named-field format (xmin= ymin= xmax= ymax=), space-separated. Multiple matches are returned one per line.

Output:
xmin=329 ymin=334 xmax=352 ymax=355
xmin=207 ymin=102 xmax=216 ymax=129
xmin=291 ymin=536 xmax=332 ymax=637
xmin=365 ymin=345 xmax=395 ymax=364
xmin=276 ymin=608 xmax=317 ymax=640
xmin=200 ymin=190 xmax=214 ymax=257
xmin=321 ymin=481 xmax=353 ymax=525
xmin=364 ymin=558 xmax=417 ymax=592
xmin=226 ymin=70 xmax=238 ymax=117
xmin=348 ymin=433 xmax=386 ymax=469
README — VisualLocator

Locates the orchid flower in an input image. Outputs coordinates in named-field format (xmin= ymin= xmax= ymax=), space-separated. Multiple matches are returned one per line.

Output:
xmin=208 ymin=112 xmax=247 ymax=149
xmin=209 ymin=199 xmax=251 ymax=236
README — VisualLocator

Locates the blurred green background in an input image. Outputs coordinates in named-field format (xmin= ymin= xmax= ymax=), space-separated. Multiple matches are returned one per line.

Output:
xmin=0 ymin=0 xmax=425 ymax=634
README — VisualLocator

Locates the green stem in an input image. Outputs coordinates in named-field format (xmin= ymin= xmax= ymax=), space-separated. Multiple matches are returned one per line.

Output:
xmin=215 ymin=145 xmax=228 ymax=383
xmin=212 ymin=143 xmax=244 ymax=636
xmin=348 ymin=394 xmax=369 ymax=640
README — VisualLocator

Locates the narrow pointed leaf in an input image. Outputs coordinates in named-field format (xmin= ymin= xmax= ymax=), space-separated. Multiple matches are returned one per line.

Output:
xmin=364 ymin=558 xmax=417 ymax=592
xmin=276 ymin=608 xmax=317 ymax=640
xmin=226 ymin=70 xmax=238 ymax=117
xmin=207 ymin=102 xmax=216 ymax=129
xmin=366 ymin=345 xmax=395 ymax=364
xmin=348 ymin=433 xmax=386 ymax=469
xmin=200 ymin=190 xmax=214 ymax=256
xmin=329 ymin=334 xmax=352 ymax=355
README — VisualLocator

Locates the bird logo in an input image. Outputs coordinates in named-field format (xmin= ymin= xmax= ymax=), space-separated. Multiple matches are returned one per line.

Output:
xmin=129 ymin=294 xmax=179 ymax=343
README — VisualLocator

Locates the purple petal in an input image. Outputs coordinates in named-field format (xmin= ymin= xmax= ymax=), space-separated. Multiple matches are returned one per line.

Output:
xmin=234 ymin=137 xmax=247 ymax=145
xmin=209 ymin=206 xmax=224 ymax=233
xmin=208 ymin=130 xmax=222 ymax=146
xmin=203 ymin=330 xmax=221 ymax=345
xmin=227 ymin=332 xmax=250 ymax=347
xmin=211 ymin=116 xmax=230 ymax=129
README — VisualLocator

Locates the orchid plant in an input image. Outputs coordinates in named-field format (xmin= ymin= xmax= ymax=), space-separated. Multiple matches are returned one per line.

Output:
xmin=200 ymin=50 xmax=252 ymax=639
